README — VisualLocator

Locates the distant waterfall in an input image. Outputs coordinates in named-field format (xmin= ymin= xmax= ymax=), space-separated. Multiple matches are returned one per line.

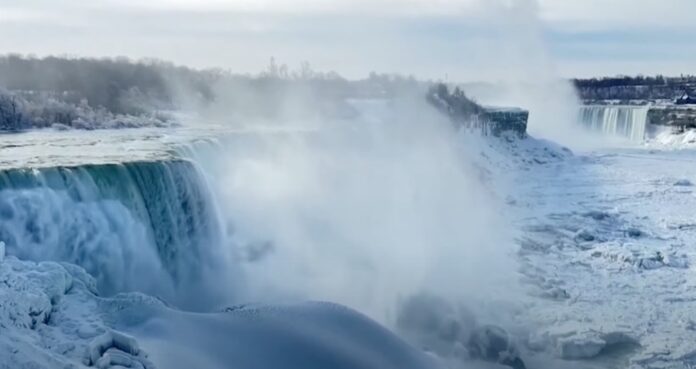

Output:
xmin=0 ymin=160 xmax=226 ymax=308
xmin=578 ymin=105 xmax=649 ymax=141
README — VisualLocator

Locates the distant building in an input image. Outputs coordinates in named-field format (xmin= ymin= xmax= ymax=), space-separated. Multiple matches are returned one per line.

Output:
xmin=675 ymin=92 xmax=696 ymax=105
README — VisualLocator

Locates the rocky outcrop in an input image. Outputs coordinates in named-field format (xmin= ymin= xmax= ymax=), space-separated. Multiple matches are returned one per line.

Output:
xmin=482 ymin=108 xmax=529 ymax=138
xmin=648 ymin=106 xmax=696 ymax=130
xmin=427 ymin=83 xmax=528 ymax=138
xmin=396 ymin=293 xmax=527 ymax=369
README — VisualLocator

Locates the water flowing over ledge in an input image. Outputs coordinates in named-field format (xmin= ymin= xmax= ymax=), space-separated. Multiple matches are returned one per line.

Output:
xmin=0 ymin=159 xmax=226 ymax=309
xmin=578 ymin=105 xmax=649 ymax=141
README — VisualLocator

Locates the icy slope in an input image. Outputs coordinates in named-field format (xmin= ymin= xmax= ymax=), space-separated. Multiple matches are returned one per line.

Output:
xmin=0 ymin=245 xmax=442 ymax=369
xmin=118 ymin=302 xmax=439 ymax=369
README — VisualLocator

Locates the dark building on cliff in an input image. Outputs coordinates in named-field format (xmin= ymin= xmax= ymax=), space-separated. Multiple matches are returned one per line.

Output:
xmin=675 ymin=92 xmax=696 ymax=105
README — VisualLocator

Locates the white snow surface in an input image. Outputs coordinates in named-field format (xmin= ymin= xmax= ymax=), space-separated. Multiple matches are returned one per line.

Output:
xmin=0 ymin=254 xmax=438 ymax=369
xmin=511 ymin=147 xmax=696 ymax=368
xmin=4 ymin=121 xmax=696 ymax=369
xmin=648 ymin=127 xmax=696 ymax=149
xmin=0 ymin=255 xmax=161 ymax=369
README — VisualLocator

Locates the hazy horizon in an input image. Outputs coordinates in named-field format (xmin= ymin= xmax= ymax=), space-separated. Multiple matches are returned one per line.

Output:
xmin=2 ymin=0 xmax=695 ymax=82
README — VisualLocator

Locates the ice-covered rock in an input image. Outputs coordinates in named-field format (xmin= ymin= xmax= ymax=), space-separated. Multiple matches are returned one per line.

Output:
xmin=51 ymin=123 xmax=72 ymax=131
xmin=625 ymin=227 xmax=643 ymax=238
xmin=635 ymin=251 xmax=689 ymax=270
xmin=0 ymin=256 xmax=157 ymax=369
xmin=0 ymin=257 xmax=72 ymax=330
xmin=85 ymin=331 xmax=154 ymax=369
xmin=574 ymin=229 xmax=596 ymax=242
xmin=583 ymin=210 xmax=612 ymax=221
xmin=540 ymin=286 xmax=571 ymax=300
xmin=468 ymin=325 xmax=526 ymax=369
xmin=553 ymin=330 xmax=639 ymax=360
xmin=556 ymin=335 xmax=605 ymax=359
xmin=85 ymin=331 xmax=139 ymax=365
xmin=396 ymin=293 xmax=476 ymax=358
xmin=396 ymin=294 xmax=526 ymax=369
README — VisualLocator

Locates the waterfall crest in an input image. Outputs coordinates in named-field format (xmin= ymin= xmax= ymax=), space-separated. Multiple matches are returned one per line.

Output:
xmin=0 ymin=160 xmax=226 ymax=308
xmin=578 ymin=105 xmax=649 ymax=141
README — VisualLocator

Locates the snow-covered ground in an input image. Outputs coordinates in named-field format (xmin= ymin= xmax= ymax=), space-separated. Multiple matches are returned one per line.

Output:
xmin=511 ymin=146 xmax=696 ymax=368
xmin=648 ymin=128 xmax=696 ymax=150
xmin=3 ymin=110 xmax=696 ymax=369
xmin=0 ymin=250 xmax=439 ymax=369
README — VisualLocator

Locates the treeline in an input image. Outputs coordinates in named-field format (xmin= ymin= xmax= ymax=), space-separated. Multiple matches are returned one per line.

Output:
xmin=574 ymin=75 xmax=696 ymax=102
xmin=0 ymin=55 xmax=215 ymax=115
xmin=427 ymin=83 xmax=484 ymax=120
xmin=205 ymin=61 xmax=422 ymax=121
xmin=574 ymin=75 xmax=696 ymax=89
xmin=0 ymin=55 xmax=428 ymax=130
xmin=0 ymin=90 xmax=172 ymax=131
xmin=0 ymin=55 xmax=219 ymax=130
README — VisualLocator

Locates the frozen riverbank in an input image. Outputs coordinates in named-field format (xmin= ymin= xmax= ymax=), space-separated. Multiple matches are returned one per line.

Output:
xmin=513 ymin=147 xmax=696 ymax=368
xmin=0 ymin=252 xmax=439 ymax=369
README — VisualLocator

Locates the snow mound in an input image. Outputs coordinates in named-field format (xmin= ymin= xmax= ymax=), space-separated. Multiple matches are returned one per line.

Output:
xmin=121 ymin=301 xmax=438 ymax=369
xmin=648 ymin=128 xmax=696 ymax=149
xmin=553 ymin=331 xmax=639 ymax=360
xmin=85 ymin=331 xmax=155 ymax=369
xmin=0 ymin=248 xmax=439 ymax=369
xmin=0 ymin=257 xmax=72 ymax=330
xmin=0 ymin=256 xmax=157 ymax=369
xmin=467 ymin=133 xmax=572 ymax=175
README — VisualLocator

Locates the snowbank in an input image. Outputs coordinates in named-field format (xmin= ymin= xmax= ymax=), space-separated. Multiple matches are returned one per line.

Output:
xmin=647 ymin=127 xmax=696 ymax=149
xmin=0 ymin=252 xmax=441 ymax=369
xmin=0 ymin=255 xmax=160 ymax=369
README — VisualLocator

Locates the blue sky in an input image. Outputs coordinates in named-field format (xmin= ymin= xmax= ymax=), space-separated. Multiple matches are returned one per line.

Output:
xmin=0 ymin=0 xmax=694 ymax=81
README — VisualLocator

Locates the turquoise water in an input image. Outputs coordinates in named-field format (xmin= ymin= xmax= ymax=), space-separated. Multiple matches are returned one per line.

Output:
xmin=0 ymin=126 xmax=241 ymax=309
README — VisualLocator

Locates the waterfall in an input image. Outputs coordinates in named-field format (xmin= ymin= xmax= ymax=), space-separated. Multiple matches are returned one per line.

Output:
xmin=578 ymin=105 xmax=649 ymax=141
xmin=0 ymin=159 xmax=226 ymax=309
